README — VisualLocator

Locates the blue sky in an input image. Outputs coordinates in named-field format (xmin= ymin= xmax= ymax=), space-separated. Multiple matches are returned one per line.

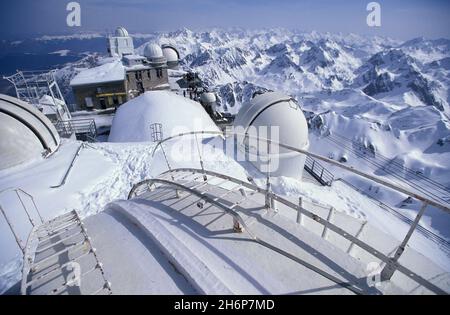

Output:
xmin=1 ymin=0 xmax=449 ymax=39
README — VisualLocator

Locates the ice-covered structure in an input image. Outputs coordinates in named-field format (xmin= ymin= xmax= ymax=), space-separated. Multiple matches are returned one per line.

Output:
xmin=108 ymin=26 xmax=134 ymax=58
xmin=0 ymin=94 xmax=60 ymax=170
xmin=233 ymin=91 xmax=309 ymax=178
xmin=108 ymin=90 xmax=219 ymax=142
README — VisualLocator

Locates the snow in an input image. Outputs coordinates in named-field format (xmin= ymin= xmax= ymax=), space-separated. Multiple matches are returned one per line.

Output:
xmin=108 ymin=91 xmax=220 ymax=142
xmin=49 ymin=49 xmax=70 ymax=57
xmin=2 ymin=29 xmax=450 ymax=294
xmin=69 ymin=59 xmax=125 ymax=86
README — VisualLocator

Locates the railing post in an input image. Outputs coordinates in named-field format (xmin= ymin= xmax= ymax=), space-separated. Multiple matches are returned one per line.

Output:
xmin=380 ymin=201 xmax=428 ymax=281
xmin=0 ymin=204 xmax=25 ymax=254
xmin=194 ymin=133 xmax=207 ymax=181
xmin=15 ymin=190 xmax=35 ymax=227
xmin=265 ymin=141 xmax=272 ymax=211
xmin=322 ymin=207 xmax=334 ymax=240
xmin=347 ymin=221 xmax=367 ymax=255
xmin=296 ymin=197 xmax=303 ymax=225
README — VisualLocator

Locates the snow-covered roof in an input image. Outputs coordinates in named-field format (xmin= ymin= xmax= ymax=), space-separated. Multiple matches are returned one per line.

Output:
xmin=123 ymin=54 xmax=146 ymax=61
xmin=70 ymin=60 xmax=126 ymax=87
xmin=108 ymin=91 xmax=219 ymax=142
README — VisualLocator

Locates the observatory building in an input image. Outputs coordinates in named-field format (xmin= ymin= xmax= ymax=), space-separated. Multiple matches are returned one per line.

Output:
xmin=71 ymin=38 xmax=175 ymax=110
xmin=124 ymin=43 xmax=169 ymax=98
xmin=0 ymin=94 xmax=60 ymax=170
xmin=108 ymin=27 xmax=134 ymax=58
xmin=233 ymin=91 xmax=309 ymax=178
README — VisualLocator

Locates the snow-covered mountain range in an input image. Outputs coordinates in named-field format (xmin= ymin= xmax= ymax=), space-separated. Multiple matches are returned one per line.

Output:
xmin=140 ymin=28 xmax=450 ymax=189
xmin=2 ymin=28 xmax=450 ymax=188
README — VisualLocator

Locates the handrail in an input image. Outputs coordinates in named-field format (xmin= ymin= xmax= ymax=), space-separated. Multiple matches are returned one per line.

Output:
xmin=129 ymin=168 xmax=447 ymax=295
xmin=51 ymin=143 xmax=84 ymax=188
xmin=145 ymin=129 xmax=450 ymax=292
xmin=149 ymin=130 xmax=450 ymax=214
xmin=0 ymin=187 xmax=44 ymax=254
xmin=336 ymin=178 xmax=450 ymax=254
xmin=128 ymin=175 xmax=367 ymax=295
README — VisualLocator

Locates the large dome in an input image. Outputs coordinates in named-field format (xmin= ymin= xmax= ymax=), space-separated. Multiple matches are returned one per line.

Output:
xmin=0 ymin=94 xmax=60 ymax=170
xmin=233 ymin=91 xmax=309 ymax=178
xmin=115 ymin=27 xmax=129 ymax=37
xmin=144 ymin=43 xmax=163 ymax=59
xmin=161 ymin=45 xmax=179 ymax=62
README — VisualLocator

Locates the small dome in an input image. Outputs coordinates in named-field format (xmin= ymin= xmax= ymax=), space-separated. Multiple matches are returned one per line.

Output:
xmin=200 ymin=92 xmax=216 ymax=104
xmin=162 ymin=45 xmax=180 ymax=62
xmin=233 ymin=91 xmax=309 ymax=178
xmin=115 ymin=27 xmax=129 ymax=37
xmin=144 ymin=43 xmax=163 ymax=59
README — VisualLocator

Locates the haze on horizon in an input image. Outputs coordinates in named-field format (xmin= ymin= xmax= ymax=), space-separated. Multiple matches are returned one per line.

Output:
xmin=0 ymin=0 xmax=449 ymax=40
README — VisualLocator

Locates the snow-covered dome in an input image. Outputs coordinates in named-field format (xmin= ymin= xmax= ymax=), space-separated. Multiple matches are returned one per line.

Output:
xmin=143 ymin=43 xmax=167 ymax=67
xmin=144 ymin=43 xmax=163 ymax=59
xmin=0 ymin=94 xmax=60 ymax=170
xmin=115 ymin=27 xmax=129 ymax=37
xmin=233 ymin=91 xmax=309 ymax=178
xmin=161 ymin=45 xmax=179 ymax=62
xmin=109 ymin=91 xmax=219 ymax=142
xmin=200 ymin=92 xmax=216 ymax=104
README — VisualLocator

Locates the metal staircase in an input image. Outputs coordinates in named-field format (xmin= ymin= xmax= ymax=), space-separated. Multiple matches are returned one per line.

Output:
xmin=21 ymin=210 xmax=112 ymax=295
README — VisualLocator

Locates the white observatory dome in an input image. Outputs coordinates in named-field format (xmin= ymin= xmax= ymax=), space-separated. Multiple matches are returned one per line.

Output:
xmin=233 ymin=91 xmax=309 ymax=178
xmin=0 ymin=94 xmax=60 ymax=170
xmin=200 ymin=92 xmax=216 ymax=104
xmin=162 ymin=45 xmax=179 ymax=62
xmin=144 ymin=43 xmax=163 ymax=59
xmin=115 ymin=27 xmax=129 ymax=37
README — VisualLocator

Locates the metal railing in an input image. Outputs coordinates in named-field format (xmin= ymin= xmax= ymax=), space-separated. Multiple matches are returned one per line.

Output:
xmin=54 ymin=119 xmax=97 ymax=142
xmin=0 ymin=188 xmax=44 ymax=254
xmin=304 ymin=155 xmax=334 ymax=186
xmin=336 ymin=178 xmax=450 ymax=255
xmin=142 ymin=129 xmax=450 ymax=294
xmin=128 ymin=169 xmax=368 ymax=295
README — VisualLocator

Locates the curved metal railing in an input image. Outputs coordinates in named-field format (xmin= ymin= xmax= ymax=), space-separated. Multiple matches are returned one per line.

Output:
xmin=129 ymin=167 xmax=448 ymax=295
xmin=135 ymin=129 xmax=450 ymax=293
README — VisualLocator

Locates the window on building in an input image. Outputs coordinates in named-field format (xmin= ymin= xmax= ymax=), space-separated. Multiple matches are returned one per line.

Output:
xmin=85 ymin=97 xmax=93 ymax=108
xmin=113 ymin=96 xmax=119 ymax=105
xmin=147 ymin=70 xmax=151 ymax=79
xmin=99 ymin=98 xmax=106 ymax=109
xmin=157 ymin=68 xmax=163 ymax=78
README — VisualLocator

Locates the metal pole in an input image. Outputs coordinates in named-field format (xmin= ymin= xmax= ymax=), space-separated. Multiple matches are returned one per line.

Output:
xmin=347 ymin=221 xmax=367 ymax=255
xmin=15 ymin=190 xmax=35 ymax=227
xmin=296 ymin=197 xmax=303 ymax=225
xmin=322 ymin=207 xmax=334 ymax=240
xmin=0 ymin=205 xmax=25 ymax=253
xmin=381 ymin=201 xmax=428 ymax=281
xmin=194 ymin=133 xmax=207 ymax=181
xmin=265 ymin=140 xmax=272 ymax=210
